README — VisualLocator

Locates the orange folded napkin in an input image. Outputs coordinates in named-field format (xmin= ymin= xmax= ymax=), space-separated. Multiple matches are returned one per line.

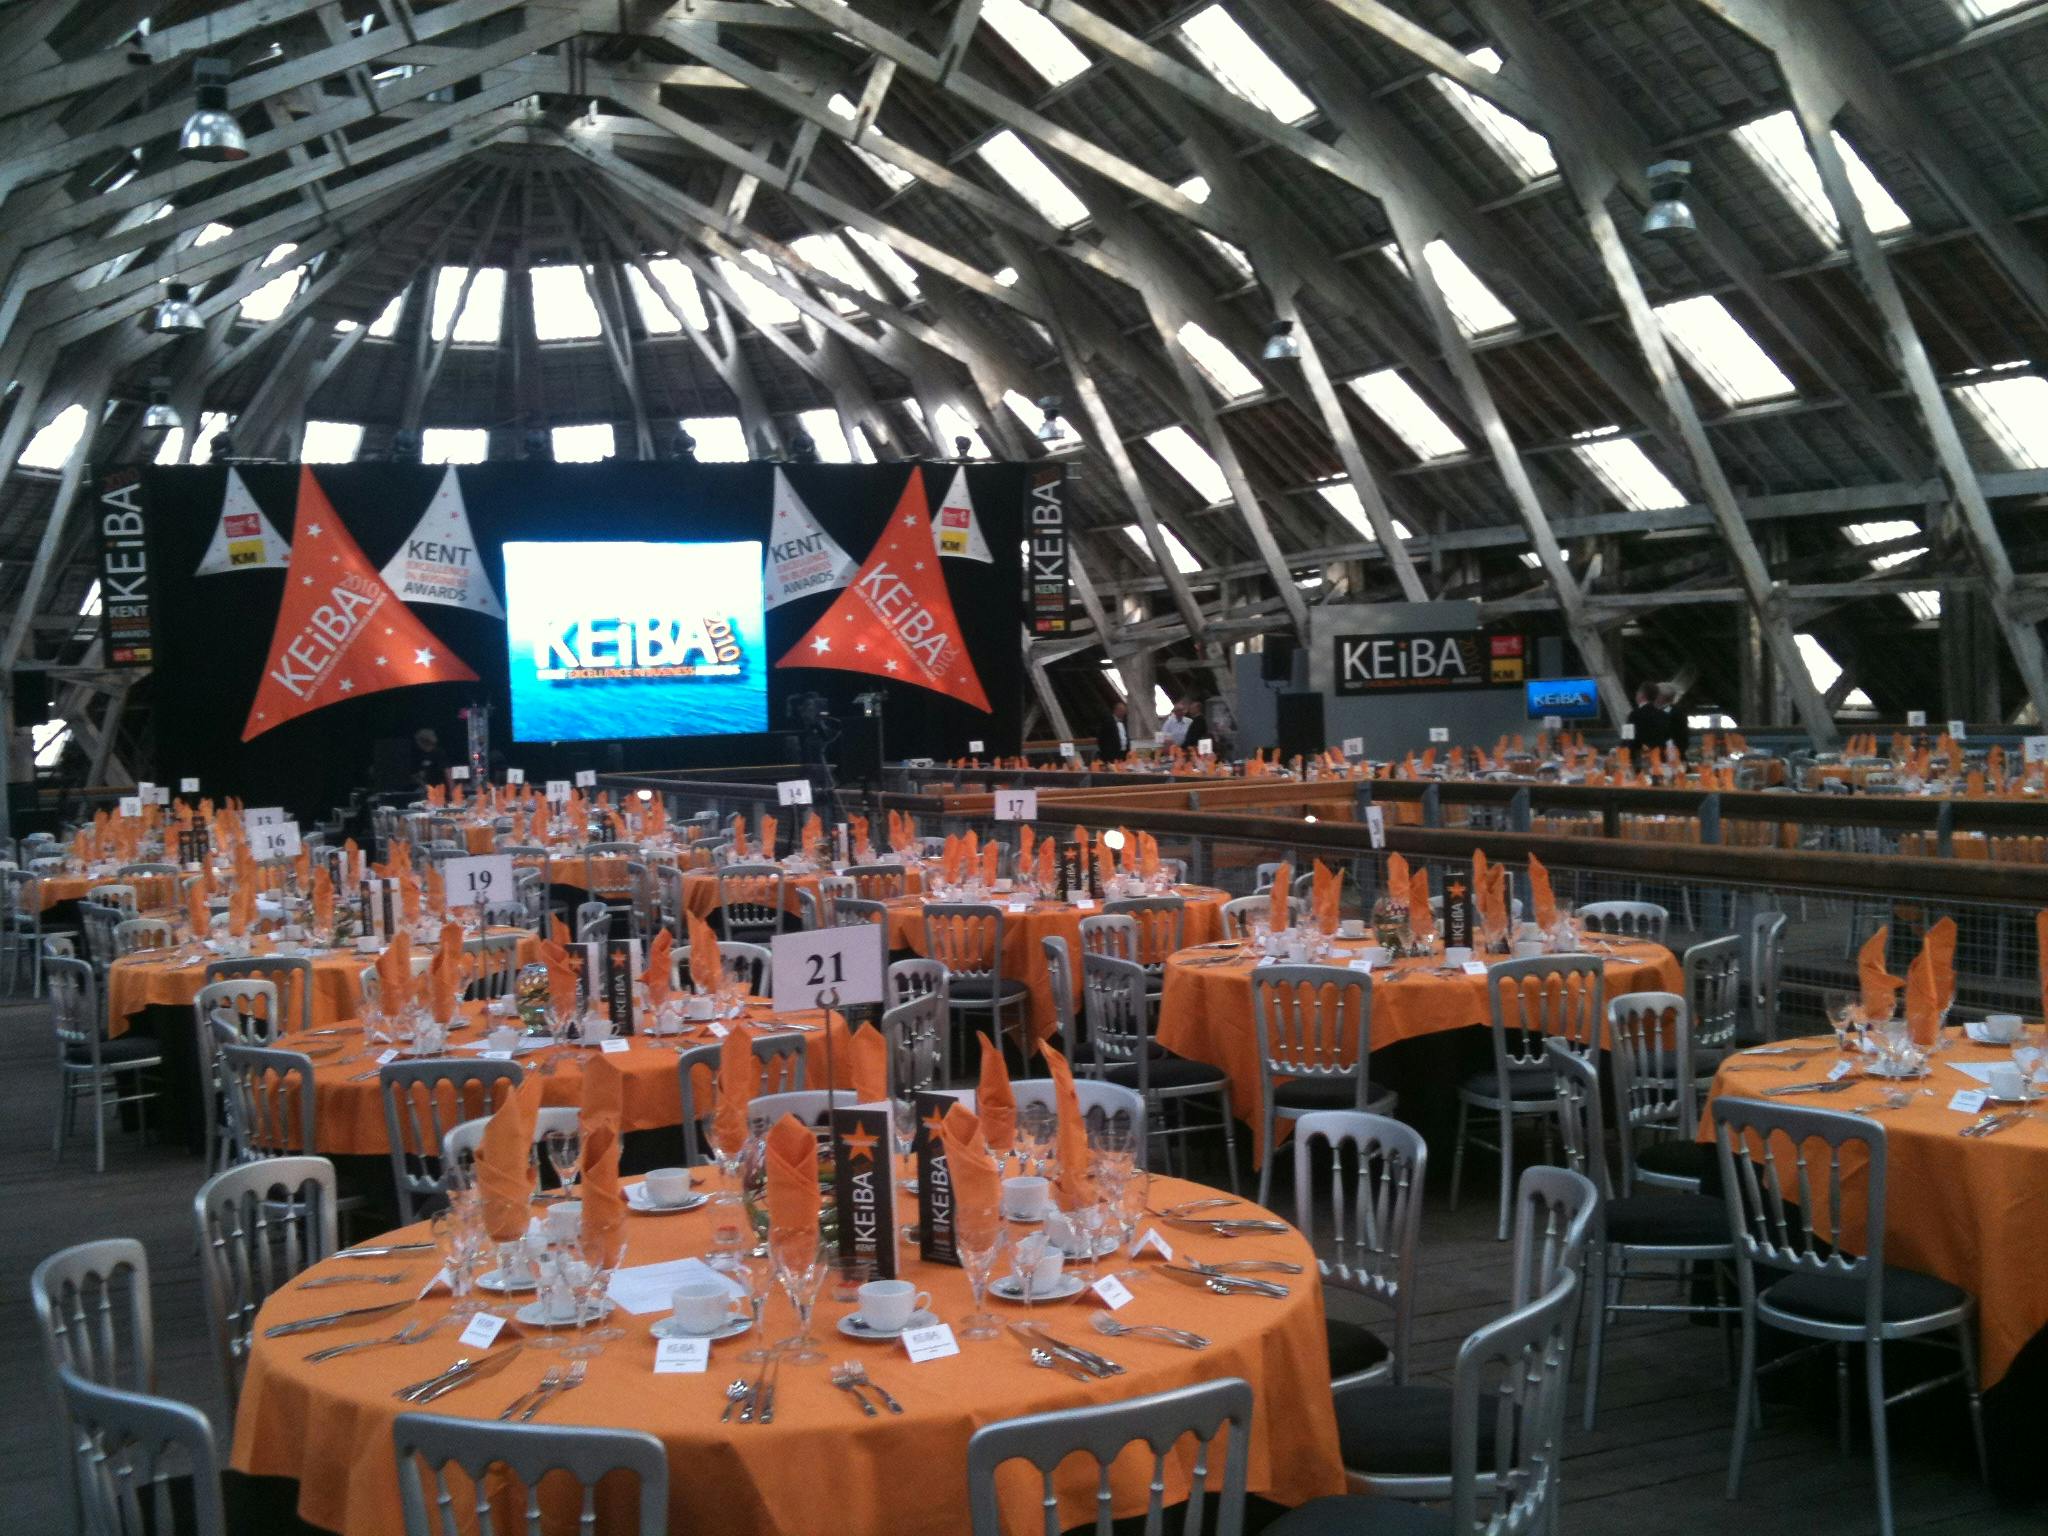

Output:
xmin=399 ymin=873 xmax=421 ymax=926
xmin=687 ymin=911 xmax=722 ymax=994
xmin=760 ymin=815 xmax=778 ymax=859
xmin=801 ymin=812 xmax=823 ymax=859
xmin=376 ymin=932 xmax=414 ymax=1013
xmin=713 ymin=1029 xmax=757 ymax=1157
xmin=426 ymin=951 xmax=457 ymax=1024
xmin=1094 ymin=842 xmax=1115 ymax=891
xmin=1528 ymin=855 xmax=1557 ymax=931
xmin=582 ymin=1050 xmax=625 ymax=1139
xmin=1311 ymin=859 xmax=1342 ymax=934
xmin=545 ymin=944 xmax=581 ymax=1020
xmin=577 ymin=1122 xmax=625 ymax=1266
xmin=977 ymin=1034 xmax=1016 ymax=1152
xmin=1925 ymin=917 xmax=1956 ymax=1018
xmin=1858 ymin=926 xmax=1902 ymax=1021
xmin=941 ymin=833 xmax=962 ymax=884
xmin=477 ymin=1075 xmax=542 ymax=1240
xmin=642 ymin=930 xmax=674 ymax=1008
xmin=227 ymin=884 xmax=252 ymax=938
xmin=1018 ymin=825 xmax=1036 ymax=873
xmin=730 ymin=815 xmax=750 ymax=858
xmin=1905 ymin=946 xmax=1939 ymax=1049
xmin=764 ymin=1113 xmax=820 ymax=1248
xmin=1039 ymin=1043 xmax=1095 ymax=1209
xmin=939 ymin=1102 xmax=1002 ymax=1248
xmin=1966 ymin=770 xmax=1986 ymax=798
xmin=185 ymin=878 xmax=210 ymax=937
xmin=1387 ymin=854 xmax=1410 ymax=903
xmin=983 ymin=841 xmax=1001 ymax=887
xmin=849 ymin=1021 xmax=889 ymax=1103
xmin=1035 ymin=838 xmax=1056 ymax=889
xmin=1139 ymin=833 xmax=1161 ymax=881
xmin=1268 ymin=861 xmax=1293 ymax=932
xmin=1407 ymin=869 xmax=1435 ymax=940
xmin=426 ymin=784 xmax=445 ymax=808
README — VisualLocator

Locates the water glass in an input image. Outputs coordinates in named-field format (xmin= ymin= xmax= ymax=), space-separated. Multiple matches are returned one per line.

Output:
xmin=543 ymin=1128 xmax=580 ymax=1197
xmin=955 ymin=1225 xmax=1008 ymax=1341
xmin=770 ymin=1230 xmax=830 ymax=1366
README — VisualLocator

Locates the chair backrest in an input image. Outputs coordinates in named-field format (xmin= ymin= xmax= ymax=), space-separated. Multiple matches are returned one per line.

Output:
xmin=79 ymin=901 xmax=127 ymax=967
xmin=48 ymin=953 xmax=104 ymax=1064
xmin=831 ymin=895 xmax=888 ymax=930
xmin=33 ymin=1239 xmax=154 ymax=1396
xmin=966 ymin=1378 xmax=1253 ymax=1536
xmin=1218 ymin=894 xmax=1285 ymax=940
xmin=628 ymin=862 xmax=661 ymax=942
xmin=923 ymin=902 xmax=1006 ymax=984
xmin=1249 ymin=964 xmax=1372 ymax=1104
xmin=1606 ymin=991 xmax=1694 ymax=1184
xmin=887 ymin=957 xmax=949 ymax=1010
xmin=1100 ymin=896 xmax=1185 ymax=968
xmin=1747 ymin=910 xmax=1787 ymax=1042
xmin=655 ymin=865 xmax=687 ymax=939
xmin=1078 ymin=912 xmax=1138 ymax=967
xmin=718 ymin=940 xmax=772 ymax=998
xmin=1509 ymin=1164 xmax=1599 ymax=1311
xmin=1545 ymin=1037 xmax=1612 ymax=1201
xmin=676 ymin=1034 xmax=811 ymax=1161
xmin=217 ymin=1044 xmax=317 ymax=1160
xmin=440 ymin=1106 xmax=581 ymax=1182
xmin=1711 ymin=1098 xmax=1888 ymax=1330
xmin=1446 ymin=1273 xmax=1580 ymax=1536
xmin=1578 ymin=900 xmax=1668 ymax=942
xmin=1485 ymin=954 xmax=1606 ymax=1072
xmin=193 ymin=1156 xmax=338 ymax=1413
xmin=574 ymin=900 xmax=611 ymax=944
xmin=883 ymin=992 xmax=947 ymax=1095
xmin=845 ymin=862 xmax=907 ymax=899
xmin=202 ymin=957 xmax=314 ymax=1036
xmin=112 ymin=918 xmax=175 ymax=956
xmin=96 ymin=884 xmax=142 ymax=914
xmin=1292 ymin=1111 xmax=1424 ymax=1383
xmin=717 ymin=865 xmax=787 ymax=938
xmin=1008 ymin=1076 xmax=1146 ymax=1167
xmin=462 ymin=933 xmax=524 ymax=1000
xmin=379 ymin=1060 xmax=527 ymax=1223
xmin=1040 ymin=934 xmax=1076 ymax=1041
xmin=194 ymin=978 xmax=280 ymax=1045
xmin=748 ymin=1088 xmax=859 ymax=1132
xmin=61 ymin=1371 xmax=226 ymax=1536
xmin=393 ymin=1412 xmax=668 ymax=1536
xmin=1080 ymin=951 xmax=1155 ymax=1081
xmin=1684 ymin=933 xmax=1743 ymax=1052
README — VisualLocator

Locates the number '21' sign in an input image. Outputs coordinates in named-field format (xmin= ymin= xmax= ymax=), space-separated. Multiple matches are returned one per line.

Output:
xmin=771 ymin=927 xmax=884 ymax=1009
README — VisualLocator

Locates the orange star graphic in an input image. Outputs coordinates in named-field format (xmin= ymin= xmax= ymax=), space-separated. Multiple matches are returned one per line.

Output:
xmin=841 ymin=1125 xmax=880 ymax=1163
xmin=922 ymin=1109 xmax=949 ymax=1141
xmin=1449 ymin=881 xmax=1468 ymax=899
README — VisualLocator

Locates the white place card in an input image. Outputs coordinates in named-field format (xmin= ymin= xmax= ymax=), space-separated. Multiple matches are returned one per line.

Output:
xmin=601 ymin=1037 xmax=629 ymax=1054
xmin=1008 ymin=901 xmax=1031 ymax=914
xmin=1949 ymin=1089 xmax=1988 ymax=1114
xmin=1365 ymin=805 xmax=1386 ymax=849
xmin=506 ymin=768 xmax=526 ymax=785
xmin=1461 ymin=960 xmax=1489 ymax=976
xmin=706 ymin=1021 xmax=730 ymax=1039
xmin=968 ymin=740 xmax=985 ymax=754
xmin=376 ymin=1049 xmax=399 ymax=1066
xmin=576 ymin=770 xmax=598 ymax=788
xmin=654 ymin=1337 xmax=710 ymax=1374
xmin=1071 ymin=898 xmax=1095 ymax=911
xmin=902 ymin=1322 xmax=960 ymax=1363
xmin=1133 ymin=1228 xmax=1173 ymax=1261
xmin=1826 ymin=1060 xmax=1852 ymax=1081
xmin=418 ymin=1268 xmax=452 ymax=1300
xmin=481 ymin=1050 xmax=514 ymax=1062
xmin=1091 ymin=1274 xmax=1134 ymax=1310
xmin=458 ymin=1312 xmax=506 ymax=1348
xmin=180 ymin=777 xmax=201 ymax=793
xmin=1349 ymin=958 xmax=1375 ymax=973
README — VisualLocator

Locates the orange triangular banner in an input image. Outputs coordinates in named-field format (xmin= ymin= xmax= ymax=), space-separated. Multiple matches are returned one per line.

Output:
xmin=775 ymin=468 xmax=991 ymax=712
xmin=242 ymin=467 xmax=478 ymax=741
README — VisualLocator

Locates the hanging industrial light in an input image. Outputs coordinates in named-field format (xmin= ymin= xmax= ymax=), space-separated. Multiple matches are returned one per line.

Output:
xmin=1641 ymin=160 xmax=1696 ymax=239
xmin=178 ymin=59 xmax=248 ymax=163
xmin=952 ymin=434 xmax=977 ymax=462
xmin=670 ymin=428 xmax=697 ymax=462
xmin=153 ymin=281 xmax=203 ymax=334
xmin=1035 ymin=395 xmax=1070 ymax=444
xmin=789 ymin=430 xmax=819 ymax=464
xmin=1261 ymin=318 xmax=1301 ymax=361
xmin=141 ymin=377 xmax=180 ymax=433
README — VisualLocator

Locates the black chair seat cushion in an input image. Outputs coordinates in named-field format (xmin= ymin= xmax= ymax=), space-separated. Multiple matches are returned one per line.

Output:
xmin=1332 ymin=1383 xmax=1496 ymax=1475
xmin=1272 ymin=1076 xmax=1362 ymax=1112
xmin=1265 ymin=1494 xmax=1455 ymax=1535
xmin=1326 ymin=1319 xmax=1391 ymax=1381
xmin=1634 ymin=1138 xmax=1714 ymax=1184
xmin=1104 ymin=1055 xmax=1226 ymax=1091
xmin=948 ymin=976 xmax=1031 ymax=1002
xmin=1459 ymin=1064 xmax=1553 ymax=1106
xmin=1604 ymin=1193 xmax=1729 ymax=1247
xmin=66 ymin=1035 xmax=162 ymax=1067
xmin=1763 ymin=1266 xmax=1970 ymax=1326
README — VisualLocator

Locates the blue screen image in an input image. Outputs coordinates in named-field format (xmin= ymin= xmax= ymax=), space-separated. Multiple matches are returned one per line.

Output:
xmin=1525 ymin=677 xmax=1601 ymax=721
xmin=502 ymin=540 xmax=768 ymax=742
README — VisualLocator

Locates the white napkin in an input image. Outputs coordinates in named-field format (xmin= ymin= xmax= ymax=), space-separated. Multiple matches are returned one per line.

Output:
xmin=604 ymin=1257 xmax=746 ymax=1315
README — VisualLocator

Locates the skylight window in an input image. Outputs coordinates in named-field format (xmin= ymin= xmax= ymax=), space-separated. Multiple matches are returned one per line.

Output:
xmin=1842 ymin=520 xmax=1934 ymax=617
xmin=1174 ymin=320 xmax=1261 ymax=399
xmin=1794 ymin=634 xmax=1841 ymax=693
xmin=1173 ymin=177 xmax=1255 ymax=281
xmin=529 ymin=264 xmax=603 ymax=341
xmin=629 ymin=259 xmax=707 ymax=333
xmin=80 ymin=581 xmax=101 ymax=617
xmin=431 ymin=266 xmax=505 ymax=344
xmin=1348 ymin=370 xmax=1465 ymax=460
xmin=1959 ymin=0 xmax=2033 ymax=15
xmin=828 ymin=93 xmax=916 ymax=192
xmin=1002 ymin=390 xmax=1041 ymax=430
xmin=975 ymin=130 xmax=1089 ymax=229
xmin=1571 ymin=427 xmax=1686 ymax=511
xmin=797 ymin=408 xmax=855 ymax=463
xmin=1122 ymin=523 xmax=1203 ymax=574
xmin=982 ymin=0 xmax=1090 ymax=88
xmin=1732 ymin=112 xmax=1911 ymax=245
xmin=1434 ymin=48 xmax=1555 ymax=181
xmin=1955 ymin=373 xmax=2048 ymax=469
xmin=714 ymin=254 xmax=801 ymax=328
xmin=368 ymin=292 xmax=405 ymax=337
xmin=1316 ymin=482 xmax=1414 ymax=541
xmin=300 ymin=420 xmax=363 ymax=463
xmin=844 ymin=228 xmax=921 ymax=300
xmin=1382 ymin=241 xmax=1517 ymax=337
xmin=193 ymin=222 xmax=233 ymax=247
xmin=1654 ymin=295 xmax=1796 ymax=406
xmin=238 ymin=244 xmax=304 ymax=324
xmin=994 ymin=266 xmax=1020 ymax=287
xmin=1900 ymin=592 xmax=1942 ymax=621
xmin=681 ymin=416 xmax=749 ymax=462
xmin=1143 ymin=425 xmax=1230 ymax=503
xmin=789 ymin=234 xmax=880 ymax=315
xmin=422 ymin=428 xmax=488 ymax=465
xmin=933 ymin=403 xmax=990 ymax=459
xmin=19 ymin=405 xmax=89 ymax=469
xmin=160 ymin=412 xmax=231 ymax=466
xmin=1177 ymin=5 xmax=1315 ymax=125
xmin=551 ymin=423 xmax=614 ymax=463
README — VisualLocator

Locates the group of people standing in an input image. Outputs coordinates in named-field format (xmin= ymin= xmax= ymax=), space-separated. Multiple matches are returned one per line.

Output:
xmin=1625 ymin=682 xmax=1690 ymax=756
xmin=1096 ymin=696 xmax=1207 ymax=762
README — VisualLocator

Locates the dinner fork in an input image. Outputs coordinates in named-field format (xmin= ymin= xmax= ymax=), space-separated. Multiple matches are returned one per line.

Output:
xmin=304 ymin=1317 xmax=435 ymax=1362
xmin=517 ymin=1361 xmax=586 ymax=1420
xmin=838 ymin=1361 xmax=902 ymax=1414
xmin=500 ymin=1368 xmax=561 ymax=1422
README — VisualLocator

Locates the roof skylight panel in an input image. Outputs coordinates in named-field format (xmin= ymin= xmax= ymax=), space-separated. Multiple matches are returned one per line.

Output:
xmin=981 ymin=0 xmax=1090 ymax=88
xmin=1123 ymin=523 xmax=1203 ymax=574
xmin=1571 ymin=427 xmax=1686 ymax=511
xmin=551 ymin=423 xmax=614 ymax=463
xmin=713 ymin=254 xmax=802 ymax=327
xmin=1174 ymin=177 xmax=1256 ymax=281
xmin=300 ymin=420 xmax=363 ymax=463
xmin=1381 ymin=241 xmax=1518 ymax=337
xmin=528 ymin=264 xmax=603 ymax=341
xmin=828 ymin=94 xmax=916 ymax=192
xmin=238 ymin=244 xmax=304 ymax=323
xmin=932 ymin=403 xmax=990 ymax=459
xmin=797 ymin=408 xmax=856 ymax=463
xmin=19 ymin=405 xmax=90 ymax=469
xmin=1731 ymin=111 xmax=1911 ymax=244
xmin=630 ymin=259 xmax=708 ymax=333
xmin=1957 ymin=0 xmax=2032 ymax=20
xmin=1174 ymin=321 xmax=1261 ymax=399
xmin=843 ymin=229 xmax=922 ymax=300
xmin=975 ymin=130 xmax=1090 ymax=228
xmin=1653 ymin=295 xmax=1796 ymax=406
xmin=1347 ymin=370 xmax=1465 ymax=460
xmin=1176 ymin=5 xmax=1316 ymax=125
xmin=789 ymin=234 xmax=881 ymax=315
xmin=681 ymin=416 xmax=749 ymax=462
xmin=430 ymin=266 xmax=505 ymax=343
xmin=421 ymin=428 xmax=488 ymax=465
xmin=1144 ymin=426 xmax=1231 ymax=503
xmin=1434 ymin=48 xmax=1555 ymax=181
xmin=1954 ymin=373 xmax=2048 ymax=468
xmin=1316 ymin=481 xmax=1414 ymax=541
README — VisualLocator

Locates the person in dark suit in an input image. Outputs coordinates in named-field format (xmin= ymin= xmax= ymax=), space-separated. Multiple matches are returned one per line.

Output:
xmin=1096 ymin=700 xmax=1131 ymax=763
xmin=1177 ymin=696 xmax=1209 ymax=753
xmin=1627 ymin=685 xmax=1669 ymax=754
xmin=1658 ymin=683 xmax=1690 ymax=758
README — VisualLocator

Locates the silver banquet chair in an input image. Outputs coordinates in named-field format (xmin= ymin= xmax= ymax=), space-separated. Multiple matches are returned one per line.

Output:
xmin=393 ymin=1412 xmax=669 ymax=1536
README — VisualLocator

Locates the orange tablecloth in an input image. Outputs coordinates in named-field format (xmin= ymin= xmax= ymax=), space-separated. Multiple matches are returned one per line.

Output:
xmin=1159 ymin=938 xmax=1681 ymax=1160
xmin=678 ymin=863 xmax=928 ymax=921
xmin=35 ymin=871 xmax=179 ymax=912
xmin=230 ymin=1174 xmax=1342 ymax=1536
xmin=1702 ymin=1032 xmax=2048 ymax=1387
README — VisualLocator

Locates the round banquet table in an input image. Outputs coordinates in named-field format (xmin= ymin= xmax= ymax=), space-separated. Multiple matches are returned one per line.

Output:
xmin=677 ymin=863 xmax=926 ymax=922
xmin=1158 ymin=936 xmax=1683 ymax=1159
xmin=1702 ymin=1030 xmax=2048 ymax=1389
xmin=34 ymin=870 xmax=181 ymax=913
xmin=230 ymin=1175 xmax=1344 ymax=1536
xmin=106 ymin=938 xmax=388 ymax=1039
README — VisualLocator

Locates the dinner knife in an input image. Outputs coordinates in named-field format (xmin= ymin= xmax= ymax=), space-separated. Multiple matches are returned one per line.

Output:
xmin=1156 ymin=1265 xmax=1289 ymax=1298
xmin=263 ymin=1300 xmax=409 ymax=1337
xmin=1760 ymin=1080 xmax=1859 ymax=1097
xmin=415 ymin=1345 xmax=523 ymax=1403
xmin=338 ymin=1243 xmax=437 ymax=1258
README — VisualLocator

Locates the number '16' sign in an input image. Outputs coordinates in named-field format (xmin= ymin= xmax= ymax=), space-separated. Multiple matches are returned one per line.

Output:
xmin=771 ymin=926 xmax=884 ymax=1009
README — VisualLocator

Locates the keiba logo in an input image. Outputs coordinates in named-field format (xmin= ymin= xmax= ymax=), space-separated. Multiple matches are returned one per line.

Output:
xmin=536 ymin=615 xmax=745 ymax=680
xmin=268 ymin=573 xmax=383 ymax=698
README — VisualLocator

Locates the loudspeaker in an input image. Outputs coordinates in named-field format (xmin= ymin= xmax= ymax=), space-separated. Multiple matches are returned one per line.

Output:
xmin=12 ymin=670 xmax=50 ymax=726
xmin=1276 ymin=690 xmax=1325 ymax=762
xmin=1260 ymin=636 xmax=1298 ymax=684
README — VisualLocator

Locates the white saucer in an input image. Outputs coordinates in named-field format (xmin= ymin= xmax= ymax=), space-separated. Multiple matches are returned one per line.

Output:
xmin=1866 ymin=1059 xmax=1930 ymax=1080
xmin=514 ymin=1297 xmax=616 ymax=1329
xmin=476 ymin=1268 xmax=538 ymax=1293
xmin=626 ymin=1188 xmax=708 ymax=1214
xmin=1964 ymin=1022 xmax=2024 ymax=1046
xmin=1002 ymin=1210 xmax=1046 ymax=1225
xmin=990 ymin=1273 xmax=1086 ymax=1303
xmin=836 ymin=1308 xmax=937 ymax=1341
xmin=1051 ymin=1231 xmax=1120 ymax=1261
xmin=651 ymin=1313 xmax=753 ymax=1341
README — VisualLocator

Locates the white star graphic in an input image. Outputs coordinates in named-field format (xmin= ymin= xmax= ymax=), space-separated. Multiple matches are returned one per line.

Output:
xmin=414 ymin=647 xmax=435 ymax=667
xmin=301 ymin=576 xmax=313 ymax=585
xmin=884 ymin=659 xmax=900 ymax=673
xmin=306 ymin=522 xmax=322 ymax=538
xmin=256 ymin=711 xmax=266 ymax=720
xmin=855 ymin=642 xmax=867 ymax=653
xmin=338 ymin=678 xmax=355 ymax=693
xmin=329 ymin=554 xmax=339 ymax=563
xmin=902 ymin=514 xmax=918 ymax=528
xmin=810 ymin=635 xmax=831 ymax=655
xmin=375 ymin=655 xmax=388 ymax=667
xmin=913 ymin=561 xmax=925 ymax=571
xmin=384 ymin=627 xmax=394 ymax=636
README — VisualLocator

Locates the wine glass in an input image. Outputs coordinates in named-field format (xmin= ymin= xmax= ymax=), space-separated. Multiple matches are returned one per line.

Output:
xmin=1823 ymin=990 xmax=1862 ymax=1067
xmin=522 ymin=1244 xmax=571 ymax=1351
xmin=542 ymin=1001 xmax=572 ymax=1074
xmin=542 ymin=1128 xmax=580 ymax=1200
xmin=710 ymin=1250 xmax=773 ymax=1361
xmin=430 ymin=1210 xmax=483 ymax=1317
xmin=1017 ymin=1103 xmax=1055 ymax=1176
xmin=955 ymin=1224 xmax=1008 ymax=1341
xmin=769 ymin=1230 xmax=830 ymax=1366
xmin=1110 ymin=1166 xmax=1152 ymax=1282
xmin=2013 ymin=1040 xmax=2044 ymax=1099
xmin=580 ymin=1226 xmax=627 ymax=1344
xmin=707 ymin=1114 xmax=745 ymax=1206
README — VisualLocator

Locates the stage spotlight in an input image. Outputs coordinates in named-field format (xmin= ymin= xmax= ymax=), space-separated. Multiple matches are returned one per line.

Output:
xmin=1261 ymin=319 xmax=1301 ymax=361
xmin=153 ymin=281 xmax=203 ymax=335
xmin=179 ymin=59 xmax=248 ymax=163
xmin=141 ymin=378 xmax=180 ymax=433
xmin=1642 ymin=160 xmax=1696 ymax=239
xmin=789 ymin=430 xmax=819 ymax=464
xmin=1035 ymin=395 xmax=1071 ymax=444
xmin=670 ymin=428 xmax=696 ymax=462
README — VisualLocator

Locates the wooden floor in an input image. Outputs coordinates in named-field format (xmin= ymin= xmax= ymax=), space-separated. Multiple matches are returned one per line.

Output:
xmin=1 ymin=995 xmax=2039 ymax=1536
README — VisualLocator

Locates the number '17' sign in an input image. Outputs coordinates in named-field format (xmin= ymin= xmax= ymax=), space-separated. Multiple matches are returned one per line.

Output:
xmin=771 ymin=926 xmax=885 ymax=1009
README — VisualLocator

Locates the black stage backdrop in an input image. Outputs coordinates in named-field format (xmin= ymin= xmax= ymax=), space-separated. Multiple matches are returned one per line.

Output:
xmin=136 ymin=461 xmax=1028 ymax=816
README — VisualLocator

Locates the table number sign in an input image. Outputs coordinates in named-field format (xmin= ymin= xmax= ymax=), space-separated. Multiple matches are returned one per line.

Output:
xmin=117 ymin=796 xmax=140 ymax=818
xmin=1619 ymin=723 xmax=1636 ymax=741
xmin=1541 ymin=714 xmax=1562 ymax=733
xmin=1906 ymin=710 xmax=1927 ymax=728
xmin=441 ymin=854 xmax=513 ymax=911
xmin=545 ymin=779 xmax=571 ymax=805
xmin=915 ymin=1090 xmax=966 ymax=1266
xmin=1058 ymin=741 xmax=1076 ymax=759
xmin=832 ymin=1105 xmax=899 ymax=1279
xmin=776 ymin=779 xmax=813 ymax=806
xmin=253 ymin=820 xmax=302 ymax=861
xmin=1949 ymin=720 xmax=1967 ymax=740
xmin=575 ymin=770 xmax=597 ymax=788
xmin=2026 ymin=737 xmax=2048 ymax=765
xmin=968 ymin=740 xmax=985 ymax=755
xmin=1341 ymin=737 xmax=1364 ymax=758
xmin=993 ymin=789 xmax=1037 ymax=822
xmin=180 ymin=777 xmax=201 ymax=794
xmin=771 ymin=927 xmax=885 ymax=1012
xmin=1429 ymin=726 xmax=1450 ymax=743
xmin=246 ymin=807 xmax=286 ymax=828
xmin=449 ymin=765 xmax=470 ymax=782
xmin=506 ymin=768 xmax=525 ymax=785
xmin=1196 ymin=737 xmax=1213 ymax=757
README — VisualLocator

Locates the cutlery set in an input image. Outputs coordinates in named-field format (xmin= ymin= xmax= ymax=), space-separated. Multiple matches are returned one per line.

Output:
xmin=394 ymin=1346 xmax=523 ymax=1404
xmin=1089 ymin=1312 xmax=1208 ymax=1349
xmin=829 ymin=1361 xmax=902 ymax=1415
xmin=1009 ymin=1321 xmax=1123 ymax=1377
xmin=1961 ymin=1110 xmax=2032 ymax=1138
xmin=1157 ymin=1264 xmax=1289 ymax=1297
xmin=502 ymin=1361 xmax=587 ymax=1421
xmin=263 ymin=1301 xmax=409 ymax=1337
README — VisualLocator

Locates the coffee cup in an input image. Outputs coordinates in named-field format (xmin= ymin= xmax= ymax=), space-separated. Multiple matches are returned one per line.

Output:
xmin=856 ymin=1278 xmax=931 ymax=1333
xmin=545 ymin=1201 xmax=582 ymax=1244
xmin=486 ymin=1025 xmax=521 ymax=1054
xmin=1444 ymin=946 xmax=1474 ymax=966
xmin=1988 ymin=1063 xmax=2026 ymax=1100
xmin=1513 ymin=940 xmax=1546 ymax=959
xmin=1980 ymin=1014 xmax=2023 ymax=1044
xmin=643 ymin=1168 xmax=692 ymax=1205
xmin=1002 ymin=1174 xmax=1050 ymax=1221
xmin=670 ymin=1280 xmax=731 ymax=1335
xmin=1012 ymin=1246 xmax=1064 ymax=1293
xmin=582 ymin=1015 xmax=614 ymax=1044
xmin=1339 ymin=919 xmax=1366 ymax=939
xmin=683 ymin=994 xmax=714 ymax=1021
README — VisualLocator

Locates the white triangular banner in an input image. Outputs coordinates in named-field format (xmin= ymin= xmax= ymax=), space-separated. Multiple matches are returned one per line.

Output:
xmin=377 ymin=467 xmax=504 ymax=619
xmin=194 ymin=468 xmax=291 ymax=575
xmin=931 ymin=466 xmax=992 ymax=563
xmin=764 ymin=467 xmax=858 ymax=609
